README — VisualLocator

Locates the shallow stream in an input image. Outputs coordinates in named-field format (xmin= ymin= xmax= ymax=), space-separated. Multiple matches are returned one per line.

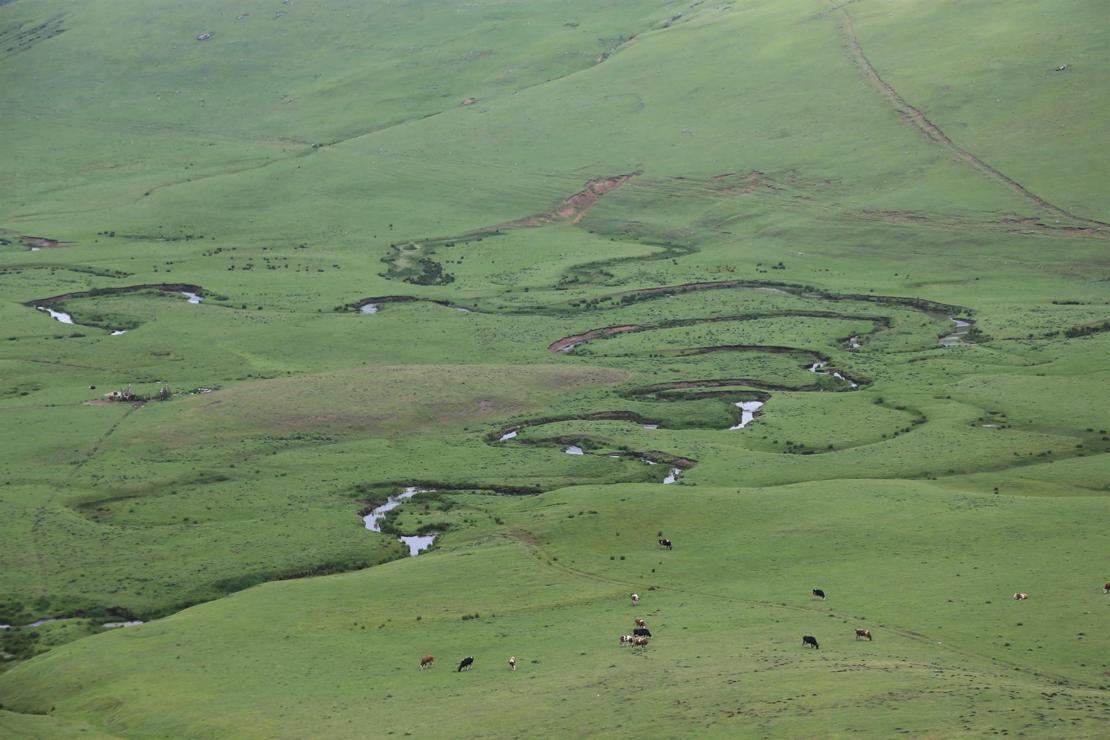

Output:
xmin=363 ymin=487 xmax=436 ymax=556
xmin=35 ymin=307 xmax=73 ymax=324
xmin=940 ymin=317 xmax=972 ymax=346
xmin=729 ymin=400 xmax=765 ymax=430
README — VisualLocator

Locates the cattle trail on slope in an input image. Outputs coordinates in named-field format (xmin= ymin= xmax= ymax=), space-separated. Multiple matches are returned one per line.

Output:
xmin=29 ymin=403 xmax=142 ymax=608
xmin=833 ymin=6 xmax=1109 ymax=231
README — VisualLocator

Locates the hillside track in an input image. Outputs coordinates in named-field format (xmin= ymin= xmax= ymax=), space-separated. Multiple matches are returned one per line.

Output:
xmin=833 ymin=5 xmax=1110 ymax=231
xmin=27 ymin=403 xmax=141 ymax=604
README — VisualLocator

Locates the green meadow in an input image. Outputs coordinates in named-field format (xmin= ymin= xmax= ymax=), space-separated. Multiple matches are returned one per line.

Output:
xmin=1 ymin=0 xmax=1107 ymax=736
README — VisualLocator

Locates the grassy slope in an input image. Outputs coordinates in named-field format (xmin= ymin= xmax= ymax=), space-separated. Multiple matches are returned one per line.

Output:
xmin=1 ymin=0 xmax=1108 ymax=736
xmin=851 ymin=0 xmax=1110 ymax=221
xmin=0 ymin=364 xmax=630 ymax=615
xmin=2 ymin=482 xmax=1106 ymax=737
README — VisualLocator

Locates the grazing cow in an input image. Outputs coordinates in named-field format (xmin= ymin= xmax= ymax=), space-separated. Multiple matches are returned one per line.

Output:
xmin=419 ymin=655 xmax=435 ymax=669
xmin=631 ymin=636 xmax=649 ymax=647
xmin=619 ymin=634 xmax=634 ymax=645
xmin=658 ymin=538 xmax=673 ymax=550
xmin=634 ymin=618 xmax=646 ymax=628
xmin=508 ymin=656 xmax=517 ymax=672
xmin=633 ymin=627 xmax=652 ymax=638
xmin=458 ymin=656 xmax=475 ymax=672
xmin=1103 ymin=582 xmax=1109 ymax=594
xmin=631 ymin=592 xmax=640 ymax=606
xmin=1013 ymin=592 xmax=1029 ymax=601
xmin=855 ymin=629 xmax=872 ymax=641
xmin=802 ymin=635 xmax=819 ymax=649
xmin=812 ymin=588 xmax=826 ymax=600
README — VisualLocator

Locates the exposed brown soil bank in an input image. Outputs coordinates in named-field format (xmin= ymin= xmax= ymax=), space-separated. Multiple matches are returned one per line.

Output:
xmin=20 ymin=235 xmax=72 ymax=248
xmin=27 ymin=283 xmax=205 ymax=307
xmin=489 ymin=410 xmax=662 ymax=442
xmin=485 ymin=173 xmax=639 ymax=230
xmin=549 ymin=324 xmax=645 ymax=353
xmin=349 ymin=295 xmax=476 ymax=313
xmin=356 ymin=482 xmax=544 ymax=506
xmin=615 ymin=451 xmax=698 ymax=469
xmin=468 ymin=174 xmax=640 ymax=232
xmin=487 ymin=412 xmax=697 ymax=478
xmin=710 ymin=170 xmax=770 ymax=194
xmin=1003 ymin=218 xmax=1110 ymax=239
xmin=602 ymin=278 xmax=966 ymax=317
xmin=623 ymin=379 xmax=813 ymax=402
xmin=548 ymin=311 xmax=890 ymax=354
xmin=658 ymin=344 xmax=825 ymax=361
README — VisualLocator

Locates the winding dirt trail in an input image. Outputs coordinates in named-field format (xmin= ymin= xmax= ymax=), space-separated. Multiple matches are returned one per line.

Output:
xmin=834 ymin=6 xmax=1108 ymax=231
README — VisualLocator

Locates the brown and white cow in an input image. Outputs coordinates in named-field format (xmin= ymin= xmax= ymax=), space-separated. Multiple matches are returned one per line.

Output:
xmin=631 ymin=592 xmax=640 ymax=606
xmin=1013 ymin=592 xmax=1029 ymax=601
xmin=508 ymin=656 xmax=517 ymax=671
xmin=1103 ymin=582 xmax=1110 ymax=594
xmin=619 ymin=634 xmax=635 ymax=645
xmin=855 ymin=629 xmax=872 ymax=641
xmin=419 ymin=655 xmax=435 ymax=669
xmin=634 ymin=618 xmax=646 ymax=628
xmin=631 ymin=636 xmax=649 ymax=647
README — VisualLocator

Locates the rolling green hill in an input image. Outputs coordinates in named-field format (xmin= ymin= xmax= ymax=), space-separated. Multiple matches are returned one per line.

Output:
xmin=1 ymin=0 xmax=1107 ymax=736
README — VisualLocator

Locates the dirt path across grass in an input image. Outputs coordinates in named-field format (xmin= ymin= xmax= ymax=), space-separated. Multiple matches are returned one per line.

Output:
xmin=834 ymin=5 xmax=1109 ymax=231
xmin=27 ymin=403 xmax=142 ymax=606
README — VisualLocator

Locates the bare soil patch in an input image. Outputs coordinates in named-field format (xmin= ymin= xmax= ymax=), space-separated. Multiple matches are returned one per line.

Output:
xmin=495 ymin=173 xmax=638 ymax=230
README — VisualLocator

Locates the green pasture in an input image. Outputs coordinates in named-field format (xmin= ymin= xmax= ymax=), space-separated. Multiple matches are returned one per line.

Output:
xmin=1 ymin=0 xmax=1108 ymax=735
xmin=1 ymin=482 xmax=1106 ymax=737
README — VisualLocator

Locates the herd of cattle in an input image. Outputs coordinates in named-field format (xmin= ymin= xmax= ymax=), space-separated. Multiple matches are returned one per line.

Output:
xmin=415 ymin=539 xmax=1092 ymax=673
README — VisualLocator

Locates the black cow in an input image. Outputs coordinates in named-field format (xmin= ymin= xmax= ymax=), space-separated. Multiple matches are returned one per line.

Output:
xmin=633 ymin=627 xmax=652 ymax=638
xmin=458 ymin=656 xmax=475 ymax=672
xmin=658 ymin=538 xmax=672 ymax=550
xmin=802 ymin=635 xmax=819 ymax=649
xmin=812 ymin=588 xmax=826 ymax=600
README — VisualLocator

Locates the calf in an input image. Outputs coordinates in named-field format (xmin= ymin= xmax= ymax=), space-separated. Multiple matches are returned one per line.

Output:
xmin=812 ymin=588 xmax=826 ymax=600
xmin=1013 ymin=592 xmax=1029 ymax=601
xmin=802 ymin=635 xmax=819 ymax=649
xmin=419 ymin=655 xmax=435 ymax=669
xmin=508 ymin=656 xmax=517 ymax=672
xmin=633 ymin=627 xmax=652 ymax=638
xmin=630 ymin=592 xmax=640 ymax=606
xmin=634 ymin=618 xmax=646 ymax=628
xmin=458 ymin=656 xmax=475 ymax=671
xmin=658 ymin=538 xmax=673 ymax=550
xmin=854 ymin=629 xmax=872 ymax=641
